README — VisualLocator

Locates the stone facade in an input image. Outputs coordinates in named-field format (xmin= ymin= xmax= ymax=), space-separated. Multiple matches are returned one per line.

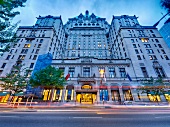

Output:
xmin=0 ymin=11 xmax=170 ymax=103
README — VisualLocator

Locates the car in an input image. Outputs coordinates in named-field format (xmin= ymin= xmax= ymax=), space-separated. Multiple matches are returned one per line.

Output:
xmin=123 ymin=101 xmax=133 ymax=105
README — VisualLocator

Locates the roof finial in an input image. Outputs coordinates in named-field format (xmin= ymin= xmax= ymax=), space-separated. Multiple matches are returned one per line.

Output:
xmin=85 ymin=10 xmax=89 ymax=16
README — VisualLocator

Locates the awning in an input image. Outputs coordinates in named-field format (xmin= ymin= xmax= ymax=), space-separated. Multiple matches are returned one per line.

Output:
xmin=15 ymin=92 xmax=24 ymax=96
xmin=75 ymin=90 xmax=98 ymax=93
xmin=0 ymin=92 xmax=9 ymax=96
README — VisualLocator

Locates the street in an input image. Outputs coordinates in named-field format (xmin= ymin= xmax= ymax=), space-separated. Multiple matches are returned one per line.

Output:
xmin=0 ymin=107 xmax=170 ymax=127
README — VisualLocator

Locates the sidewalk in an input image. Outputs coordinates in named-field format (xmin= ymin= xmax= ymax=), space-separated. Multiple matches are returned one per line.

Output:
xmin=0 ymin=101 xmax=170 ymax=110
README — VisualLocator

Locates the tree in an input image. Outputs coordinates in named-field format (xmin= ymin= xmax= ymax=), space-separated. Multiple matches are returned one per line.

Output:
xmin=0 ymin=64 xmax=31 ymax=95
xmin=160 ymin=0 xmax=170 ymax=13
xmin=29 ymin=66 xmax=66 ymax=101
xmin=0 ymin=0 xmax=27 ymax=52
xmin=30 ymin=66 xmax=66 ymax=88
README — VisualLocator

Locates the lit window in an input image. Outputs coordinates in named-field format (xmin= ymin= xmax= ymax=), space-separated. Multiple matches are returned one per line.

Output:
xmin=141 ymin=38 xmax=148 ymax=42
xmin=99 ymin=67 xmax=105 ymax=78
xmin=24 ymin=44 xmax=31 ymax=48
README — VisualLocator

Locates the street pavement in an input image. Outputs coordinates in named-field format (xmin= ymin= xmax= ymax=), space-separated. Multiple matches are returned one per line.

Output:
xmin=0 ymin=108 xmax=170 ymax=127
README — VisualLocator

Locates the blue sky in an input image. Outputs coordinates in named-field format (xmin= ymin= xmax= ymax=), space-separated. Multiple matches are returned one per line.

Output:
xmin=13 ymin=0 xmax=169 ymax=29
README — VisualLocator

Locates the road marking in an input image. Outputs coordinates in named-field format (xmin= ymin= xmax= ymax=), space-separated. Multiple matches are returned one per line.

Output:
xmin=0 ymin=116 xmax=19 ymax=118
xmin=37 ymin=109 xmax=99 ymax=112
xmin=72 ymin=117 xmax=103 ymax=119
xmin=155 ymin=116 xmax=170 ymax=118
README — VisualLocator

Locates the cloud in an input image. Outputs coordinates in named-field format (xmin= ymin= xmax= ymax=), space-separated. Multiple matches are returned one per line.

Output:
xmin=13 ymin=0 xmax=167 ymax=29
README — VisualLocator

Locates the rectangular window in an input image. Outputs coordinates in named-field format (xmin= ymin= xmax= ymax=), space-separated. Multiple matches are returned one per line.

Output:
xmin=33 ymin=55 xmax=37 ymax=60
xmin=150 ymin=30 xmax=154 ymax=33
xmin=98 ymin=51 xmax=102 ymax=57
xmin=133 ymin=44 xmax=137 ymax=48
xmin=155 ymin=39 xmax=159 ymax=42
xmin=141 ymin=38 xmax=148 ymax=42
xmin=18 ymin=55 xmax=25 ymax=60
xmin=137 ymin=55 xmax=142 ymax=60
xmin=40 ymin=39 xmax=43 ymax=43
xmin=144 ymin=44 xmax=151 ymax=48
xmin=1 ymin=63 xmax=6 ymax=68
xmin=152 ymin=34 xmax=156 ymax=37
xmin=99 ymin=67 xmax=105 ymax=78
xmin=119 ymin=68 xmax=126 ymax=78
xmin=24 ymin=44 xmax=31 ymax=48
xmin=30 ymin=63 xmax=34 ymax=68
xmin=135 ymin=49 xmax=139 ymax=54
xmin=109 ymin=68 xmax=115 ymax=78
xmin=69 ymin=67 xmax=75 ymax=77
xmin=37 ymin=44 xmax=41 ymax=48
xmin=131 ymin=39 xmax=134 ymax=43
xmin=164 ymin=55 xmax=169 ymax=60
xmin=146 ymin=49 xmax=154 ymax=54
xmin=83 ymin=67 xmax=90 ymax=77
xmin=21 ymin=49 xmax=28 ymax=54
xmin=158 ymin=44 xmax=162 ymax=48
xmin=71 ymin=51 xmax=76 ymax=57
xmin=161 ymin=49 xmax=166 ymax=54
xmin=141 ymin=67 xmax=148 ymax=78
xmin=6 ymin=55 xmax=11 ymax=60
xmin=35 ymin=49 xmax=39 ymax=54
xmin=149 ymin=55 xmax=157 ymax=60
xmin=154 ymin=67 xmax=166 ymax=77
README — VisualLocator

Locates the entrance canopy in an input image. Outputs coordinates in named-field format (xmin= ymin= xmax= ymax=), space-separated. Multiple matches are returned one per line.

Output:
xmin=99 ymin=85 xmax=107 ymax=89
xmin=110 ymin=83 xmax=119 ymax=90
xmin=122 ymin=84 xmax=131 ymax=90
xmin=76 ymin=90 xmax=97 ymax=93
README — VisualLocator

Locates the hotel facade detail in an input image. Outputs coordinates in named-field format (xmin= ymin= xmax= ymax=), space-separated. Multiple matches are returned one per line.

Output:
xmin=0 ymin=11 xmax=170 ymax=104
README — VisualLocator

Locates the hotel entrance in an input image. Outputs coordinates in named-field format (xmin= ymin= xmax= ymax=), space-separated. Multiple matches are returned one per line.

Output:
xmin=76 ymin=92 xmax=97 ymax=104
xmin=76 ymin=84 xmax=97 ymax=104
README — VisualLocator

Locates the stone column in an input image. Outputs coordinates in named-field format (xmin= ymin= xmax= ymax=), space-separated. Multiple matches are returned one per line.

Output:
xmin=139 ymin=90 xmax=149 ymax=102
xmin=62 ymin=88 xmax=66 ymax=102
xmin=160 ymin=95 xmax=166 ymax=102
xmin=108 ymin=88 xmax=112 ymax=102
xmin=97 ymin=89 xmax=100 ymax=103
xmin=130 ymin=88 xmax=139 ymax=101
xmin=119 ymin=86 xmax=124 ymax=102
xmin=74 ymin=90 xmax=76 ymax=102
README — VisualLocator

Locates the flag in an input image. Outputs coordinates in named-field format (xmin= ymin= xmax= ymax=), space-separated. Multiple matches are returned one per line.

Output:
xmin=126 ymin=73 xmax=132 ymax=81
xmin=65 ymin=73 xmax=70 ymax=80
xmin=103 ymin=73 xmax=106 ymax=82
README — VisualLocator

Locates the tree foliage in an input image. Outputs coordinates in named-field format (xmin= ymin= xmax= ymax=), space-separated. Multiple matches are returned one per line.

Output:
xmin=0 ymin=0 xmax=27 ymax=52
xmin=137 ymin=77 xmax=170 ymax=102
xmin=0 ymin=64 xmax=31 ymax=94
xmin=29 ymin=66 xmax=66 ymax=89
xmin=139 ymin=77 xmax=165 ymax=93
xmin=160 ymin=0 xmax=170 ymax=13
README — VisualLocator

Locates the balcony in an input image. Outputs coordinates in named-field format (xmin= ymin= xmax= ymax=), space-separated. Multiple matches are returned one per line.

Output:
xmin=77 ymin=77 xmax=96 ymax=84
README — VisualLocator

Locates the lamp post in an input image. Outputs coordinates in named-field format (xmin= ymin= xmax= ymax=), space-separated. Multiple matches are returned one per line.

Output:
xmin=99 ymin=69 xmax=105 ymax=104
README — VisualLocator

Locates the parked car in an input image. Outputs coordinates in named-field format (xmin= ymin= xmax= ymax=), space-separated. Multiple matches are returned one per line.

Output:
xmin=123 ymin=101 xmax=133 ymax=105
